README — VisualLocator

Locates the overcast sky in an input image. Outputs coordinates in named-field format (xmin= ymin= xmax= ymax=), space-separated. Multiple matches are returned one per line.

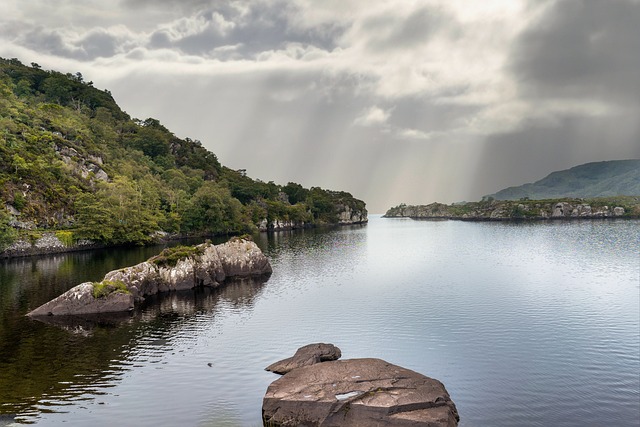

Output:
xmin=1 ymin=0 xmax=638 ymax=212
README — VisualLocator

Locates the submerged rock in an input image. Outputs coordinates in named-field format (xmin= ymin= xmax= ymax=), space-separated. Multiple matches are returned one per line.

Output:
xmin=27 ymin=238 xmax=271 ymax=317
xmin=263 ymin=345 xmax=459 ymax=427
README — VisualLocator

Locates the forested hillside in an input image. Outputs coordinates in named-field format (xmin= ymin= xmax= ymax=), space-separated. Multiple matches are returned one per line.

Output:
xmin=0 ymin=58 xmax=366 ymax=251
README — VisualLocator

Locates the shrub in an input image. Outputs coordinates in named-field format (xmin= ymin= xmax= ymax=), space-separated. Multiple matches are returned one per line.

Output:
xmin=55 ymin=230 xmax=74 ymax=247
xmin=0 ymin=210 xmax=17 ymax=250
xmin=150 ymin=245 xmax=205 ymax=267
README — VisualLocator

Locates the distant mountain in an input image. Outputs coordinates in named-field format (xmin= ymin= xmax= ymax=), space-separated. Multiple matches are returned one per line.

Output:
xmin=484 ymin=160 xmax=640 ymax=201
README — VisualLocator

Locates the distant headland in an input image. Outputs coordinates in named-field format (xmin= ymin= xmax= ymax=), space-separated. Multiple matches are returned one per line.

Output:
xmin=385 ymin=160 xmax=640 ymax=221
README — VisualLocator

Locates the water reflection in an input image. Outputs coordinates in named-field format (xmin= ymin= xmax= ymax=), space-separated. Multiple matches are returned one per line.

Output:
xmin=1 ymin=220 xmax=638 ymax=427
xmin=0 ymin=237 xmax=267 ymax=425
xmin=1 ymin=276 xmax=268 ymax=424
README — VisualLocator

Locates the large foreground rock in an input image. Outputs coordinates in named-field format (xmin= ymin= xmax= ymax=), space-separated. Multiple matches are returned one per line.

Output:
xmin=263 ymin=346 xmax=459 ymax=427
xmin=28 ymin=238 xmax=271 ymax=317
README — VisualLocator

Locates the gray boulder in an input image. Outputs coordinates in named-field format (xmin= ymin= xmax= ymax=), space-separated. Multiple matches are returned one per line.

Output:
xmin=266 ymin=343 xmax=342 ymax=374
xmin=263 ymin=347 xmax=459 ymax=426
xmin=27 ymin=283 xmax=134 ymax=316
xmin=216 ymin=237 xmax=273 ymax=277
xmin=104 ymin=261 xmax=162 ymax=299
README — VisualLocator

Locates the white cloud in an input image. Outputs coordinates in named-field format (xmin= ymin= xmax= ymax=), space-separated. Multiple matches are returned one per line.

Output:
xmin=398 ymin=128 xmax=436 ymax=140
xmin=354 ymin=106 xmax=392 ymax=127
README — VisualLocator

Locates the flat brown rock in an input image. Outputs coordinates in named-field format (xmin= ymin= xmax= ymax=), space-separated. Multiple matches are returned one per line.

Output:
xmin=263 ymin=358 xmax=459 ymax=426
xmin=266 ymin=343 xmax=342 ymax=374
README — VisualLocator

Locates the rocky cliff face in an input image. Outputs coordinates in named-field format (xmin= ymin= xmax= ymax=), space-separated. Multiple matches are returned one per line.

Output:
xmin=337 ymin=204 xmax=369 ymax=225
xmin=257 ymin=204 xmax=368 ymax=231
xmin=27 ymin=238 xmax=271 ymax=316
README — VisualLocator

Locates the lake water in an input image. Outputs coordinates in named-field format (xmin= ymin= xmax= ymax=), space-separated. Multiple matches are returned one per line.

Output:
xmin=0 ymin=217 xmax=638 ymax=426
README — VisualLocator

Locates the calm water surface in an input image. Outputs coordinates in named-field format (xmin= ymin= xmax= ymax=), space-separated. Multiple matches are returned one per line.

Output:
xmin=0 ymin=217 xmax=638 ymax=426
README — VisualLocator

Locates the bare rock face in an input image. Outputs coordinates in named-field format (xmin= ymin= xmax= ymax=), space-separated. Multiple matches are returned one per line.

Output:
xmin=104 ymin=261 xmax=161 ymax=299
xmin=263 ymin=346 xmax=459 ymax=427
xmin=27 ymin=239 xmax=271 ymax=317
xmin=266 ymin=343 xmax=342 ymax=375
xmin=27 ymin=283 xmax=134 ymax=316
xmin=215 ymin=238 xmax=273 ymax=277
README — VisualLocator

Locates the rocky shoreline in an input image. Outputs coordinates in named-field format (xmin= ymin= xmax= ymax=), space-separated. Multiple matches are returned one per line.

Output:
xmin=0 ymin=215 xmax=368 ymax=260
xmin=0 ymin=233 xmax=106 ymax=259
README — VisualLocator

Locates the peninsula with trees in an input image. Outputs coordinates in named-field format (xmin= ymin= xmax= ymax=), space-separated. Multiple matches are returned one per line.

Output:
xmin=385 ymin=160 xmax=640 ymax=220
xmin=0 ymin=58 xmax=367 ymax=257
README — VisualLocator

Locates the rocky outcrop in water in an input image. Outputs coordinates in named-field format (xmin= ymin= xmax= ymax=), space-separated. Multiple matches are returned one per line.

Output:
xmin=27 ymin=238 xmax=271 ymax=317
xmin=262 ymin=344 xmax=459 ymax=427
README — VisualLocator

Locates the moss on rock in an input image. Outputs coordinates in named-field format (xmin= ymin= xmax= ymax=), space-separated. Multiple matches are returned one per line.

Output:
xmin=150 ymin=245 xmax=205 ymax=268
xmin=92 ymin=280 xmax=130 ymax=299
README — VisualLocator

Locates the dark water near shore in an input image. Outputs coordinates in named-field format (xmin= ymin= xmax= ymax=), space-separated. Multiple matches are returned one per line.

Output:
xmin=0 ymin=217 xmax=638 ymax=426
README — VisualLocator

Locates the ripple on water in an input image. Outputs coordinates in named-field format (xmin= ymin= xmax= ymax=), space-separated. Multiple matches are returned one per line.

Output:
xmin=1 ymin=219 xmax=638 ymax=426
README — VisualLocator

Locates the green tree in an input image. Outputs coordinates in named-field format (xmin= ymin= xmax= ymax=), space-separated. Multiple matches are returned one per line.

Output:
xmin=14 ymin=79 xmax=32 ymax=97
xmin=127 ymin=123 xmax=170 ymax=160
xmin=11 ymin=154 xmax=28 ymax=175
xmin=74 ymin=178 xmax=161 ymax=244
xmin=74 ymin=192 xmax=115 ymax=242
xmin=0 ymin=209 xmax=16 ymax=250
xmin=41 ymin=75 xmax=72 ymax=104
xmin=180 ymin=181 xmax=245 ymax=234
xmin=282 ymin=182 xmax=309 ymax=205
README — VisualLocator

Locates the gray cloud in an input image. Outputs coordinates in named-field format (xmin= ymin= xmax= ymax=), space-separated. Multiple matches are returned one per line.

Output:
xmin=362 ymin=6 xmax=453 ymax=52
xmin=15 ymin=26 xmax=134 ymax=61
xmin=386 ymin=96 xmax=479 ymax=134
xmin=79 ymin=30 xmax=120 ymax=58
xmin=18 ymin=27 xmax=80 ymax=59
xmin=511 ymin=0 xmax=640 ymax=104
xmin=463 ymin=0 xmax=640 ymax=202
xmin=146 ymin=2 xmax=343 ymax=58
xmin=1 ymin=0 xmax=637 ymax=211
xmin=472 ymin=111 xmax=640 ymax=199
xmin=120 ymin=0 xmax=214 ymax=11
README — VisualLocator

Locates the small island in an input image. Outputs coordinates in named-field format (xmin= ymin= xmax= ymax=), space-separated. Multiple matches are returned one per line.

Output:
xmin=27 ymin=237 xmax=271 ymax=317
